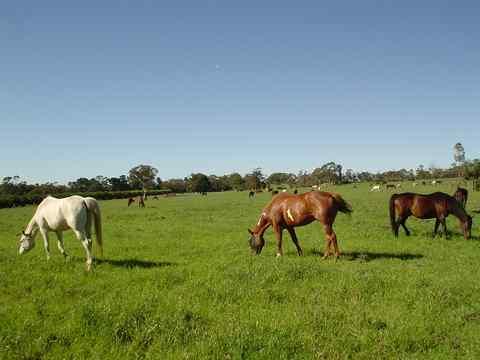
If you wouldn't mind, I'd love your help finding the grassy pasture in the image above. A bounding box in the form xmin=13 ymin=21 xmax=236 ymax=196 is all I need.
xmin=1 ymin=183 xmax=480 ymax=359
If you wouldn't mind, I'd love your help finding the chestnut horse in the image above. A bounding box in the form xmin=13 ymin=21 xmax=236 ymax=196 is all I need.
xmin=248 ymin=191 xmax=352 ymax=259
xmin=453 ymin=187 xmax=468 ymax=209
xmin=390 ymin=192 xmax=472 ymax=239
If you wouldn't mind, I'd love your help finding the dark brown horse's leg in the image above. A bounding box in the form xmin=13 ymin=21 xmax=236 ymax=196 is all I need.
xmin=286 ymin=227 xmax=303 ymax=256
xmin=433 ymin=219 xmax=440 ymax=237
xmin=273 ymin=224 xmax=283 ymax=257
xmin=400 ymin=218 xmax=410 ymax=236
xmin=441 ymin=218 xmax=448 ymax=238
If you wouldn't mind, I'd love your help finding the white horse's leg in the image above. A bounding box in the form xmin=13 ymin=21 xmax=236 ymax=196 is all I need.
xmin=74 ymin=230 xmax=93 ymax=271
xmin=56 ymin=231 xmax=68 ymax=258
xmin=39 ymin=229 xmax=51 ymax=260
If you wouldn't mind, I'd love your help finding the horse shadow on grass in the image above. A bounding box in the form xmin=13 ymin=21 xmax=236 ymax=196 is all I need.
xmin=96 ymin=258 xmax=176 ymax=269
xmin=310 ymin=249 xmax=423 ymax=262
xmin=69 ymin=256 xmax=176 ymax=269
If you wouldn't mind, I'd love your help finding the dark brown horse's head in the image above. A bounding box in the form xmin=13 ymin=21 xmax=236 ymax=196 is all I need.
xmin=248 ymin=229 xmax=265 ymax=255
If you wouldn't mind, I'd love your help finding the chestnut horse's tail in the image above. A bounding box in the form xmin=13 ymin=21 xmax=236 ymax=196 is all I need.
xmin=389 ymin=194 xmax=397 ymax=235
xmin=330 ymin=193 xmax=353 ymax=214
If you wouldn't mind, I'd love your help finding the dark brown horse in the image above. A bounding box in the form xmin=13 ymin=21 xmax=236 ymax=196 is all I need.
xmin=453 ymin=187 xmax=468 ymax=209
xmin=248 ymin=191 xmax=352 ymax=259
xmin=248 ymin=191 xmax=255 ymax=199
xmin=390 ymin=192 xmax=472 ymax=239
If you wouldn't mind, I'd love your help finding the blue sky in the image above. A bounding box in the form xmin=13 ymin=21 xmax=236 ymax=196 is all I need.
xmin=1 ymin=1 xmax=479 ymax=183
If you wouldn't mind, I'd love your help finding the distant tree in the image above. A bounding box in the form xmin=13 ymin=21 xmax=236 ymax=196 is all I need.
xmin=267 ymin=172 xmax=291 ymax=185
xmin=465 ymin=159 xmax=480 ymax=180
xmin=109 ymin=175 xmax=131 ymax=191
xmin=227 ymin=173 xmax=245 ymax=190
xmin=244 ymin=168 xmax=265 ymax=190
xmin=128 ymin=165 xmax=159 ymax=191
xmin=454 ymin=143 xmax=465 ymax=164
xmin=187 ymin=173 xmax=211 ymax=193
xmin=162 ymin=179 xmax=187 ymax=193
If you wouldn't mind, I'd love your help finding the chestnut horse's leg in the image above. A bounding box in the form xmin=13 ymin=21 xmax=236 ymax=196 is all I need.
xmin=322 ymin=224 xmax=339 ymax=260
xmin=273 ymin=224 xmax=283 ymax=257
xmin=286 ymin=227 xmax=303 ymax=256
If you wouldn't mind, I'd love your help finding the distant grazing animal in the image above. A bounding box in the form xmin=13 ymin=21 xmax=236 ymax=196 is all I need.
xmin=390 ymin=192 xmax=472 ymax=239
xmin=248 ymin=191 xmax=352 ymax=259
xmin=421 ymin=181 xmax=427 ymax=186
xmin=370 ymin=185 xmax=381 ymax=192
xmin=18 ymin=195 xmax=103 ymax=271
xmin=249 ymin=191 xmax=255 ymax=199
xmin=201 ymin=191 xmax=207 ymax=196
xmin=293 ymin=189 xmax=298 ymax=194
xmin=432 ymin=180 xmax=442 ymax=186
xmin=272 ymin=190 xmax=279 ymax=196
xmin=386 ymin=184 xmax=396 ymax=190
xmin=128 ymin=196 xmax=145 ymax=207
xmin=453 ymin=187 xmax=468 ymax=208
xmin=396 ymin=183 xmax=402 ymax=189
xmin=153 ymin=196 xmax=159 ymax=200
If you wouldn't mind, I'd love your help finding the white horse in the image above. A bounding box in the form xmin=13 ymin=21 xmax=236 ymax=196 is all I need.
xmin=18 ymin=195 xmax=103 ymax=271
xmin=370 ymin=185 xmax=381 ymax=192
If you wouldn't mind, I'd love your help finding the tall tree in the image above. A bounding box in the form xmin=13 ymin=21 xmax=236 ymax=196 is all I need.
xmin=128 ymin=165 xmax=159 ymax=191
xmin=187 ymin=173 xmax=211 ymax=193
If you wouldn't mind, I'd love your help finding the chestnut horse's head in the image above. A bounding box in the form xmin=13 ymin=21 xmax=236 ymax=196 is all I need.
xmin=248 ymin=229 xmax=265 ymax=255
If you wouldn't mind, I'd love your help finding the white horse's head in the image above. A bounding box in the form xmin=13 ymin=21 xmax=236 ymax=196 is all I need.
xmin=18 ymin=231 xmax=35 ymax=254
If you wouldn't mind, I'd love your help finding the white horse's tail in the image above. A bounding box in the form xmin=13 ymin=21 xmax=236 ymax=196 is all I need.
xmin=84 ymin=197 xmax=103 ymax=257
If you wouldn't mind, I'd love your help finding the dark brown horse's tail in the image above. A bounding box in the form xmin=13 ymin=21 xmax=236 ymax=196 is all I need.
xmin=389 ymin=194 xmax=397 ymax=234
xmin=330 ymin=193 xmax=353 ymax=214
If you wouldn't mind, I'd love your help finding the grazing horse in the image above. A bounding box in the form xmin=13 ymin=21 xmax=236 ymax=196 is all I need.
xmin=128 ymin=196 xmax=145 ymax=207
xmin=271 ymin=190 xmax=279 ymax=196
xmin=370 ymin=185 xmax=381 ymax=192
xmin=293 ymin=189 xmax=298 ymax=194
xmin=248 ymin=191 xmax=352 ymax=259
xmin=453 ymin=187 xmax=468 ymax=208
xmin=18 ymin=196 xmax=103 ymax=271
xmin=390 ymin=192 xmax=472 ymax=239
xmin=248 ymin=191 xmax=255 ymax=199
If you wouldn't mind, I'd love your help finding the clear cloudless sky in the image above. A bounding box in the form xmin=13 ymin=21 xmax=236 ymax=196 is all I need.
xmin=1 ymin=0 xmax=479 ymax=183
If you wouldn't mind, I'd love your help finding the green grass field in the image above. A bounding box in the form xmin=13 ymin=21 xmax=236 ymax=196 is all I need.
xmin=1 ymin=183 xmax=480 ymax=359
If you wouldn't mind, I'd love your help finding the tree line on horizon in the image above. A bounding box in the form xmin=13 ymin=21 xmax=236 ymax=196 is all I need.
xmin=2 ymin=160 xmax=480 ymax=198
